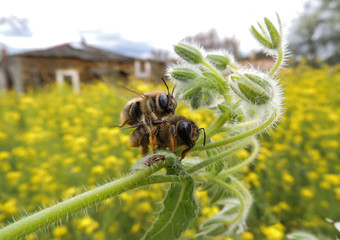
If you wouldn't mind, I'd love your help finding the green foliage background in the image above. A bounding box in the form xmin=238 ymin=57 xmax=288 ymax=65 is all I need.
xmin=0 ymin=64 xmax=339 ymax=240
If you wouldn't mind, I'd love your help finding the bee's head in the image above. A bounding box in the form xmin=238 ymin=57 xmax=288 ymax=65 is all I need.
xmin=177 ymin=120 xmax=206 ymax=148
xmin=159 ymin=77 xmax=177 ymax=114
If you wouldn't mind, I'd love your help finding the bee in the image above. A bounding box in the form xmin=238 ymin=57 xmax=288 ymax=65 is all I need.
xmin=127 ymin=115 xmax=206 ymax=159
xmin=117 ymin=78 xmax=177 ymax=127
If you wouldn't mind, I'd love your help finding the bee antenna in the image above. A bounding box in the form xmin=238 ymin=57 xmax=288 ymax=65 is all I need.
xmin=122 ymin=123 xmax=143 ymax=129
xmin=172 ymin=84 xmax=177 ymax=96
xmin=161 ymin=77 xmax=170 ymax=95
xmin=199 ymin=128 xmax=206 ymax=146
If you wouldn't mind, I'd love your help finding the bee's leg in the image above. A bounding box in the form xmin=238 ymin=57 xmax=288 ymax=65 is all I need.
xmin=141 ymin=145 xmax=149 ymax=156
xmin=138 ymin=131 xmax=150 ymax=156
xmin=150 ymin=126 xmax=160 ymax=151
xmin=180 ymin=146 xmax=192 ymax=160
xmin=170 ymin=124 xmax=177 ymax=153
xmin=152 ymin=119 xmax=169 ymax=125
xmin=115 ymin=119 xmax=130 ymax=128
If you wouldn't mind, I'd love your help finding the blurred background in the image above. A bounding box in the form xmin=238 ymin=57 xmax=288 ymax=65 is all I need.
xmin=0 ymin=0 xmax=339 ymax=239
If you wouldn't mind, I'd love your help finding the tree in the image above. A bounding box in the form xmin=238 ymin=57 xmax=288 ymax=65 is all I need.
xmin=289 ymin=0 xmax=340 ymax=65
xmin=183 ymin=29 xmax=240 ymax=59
xmin=149 ymin=48 xmax=170 ymax=62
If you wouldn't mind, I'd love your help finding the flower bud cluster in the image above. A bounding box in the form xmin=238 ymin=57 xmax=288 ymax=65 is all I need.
xmin=169 ymin=42 xmax=235 ymax=110
xmin=169 ymin=14 xmax=284 ymax=121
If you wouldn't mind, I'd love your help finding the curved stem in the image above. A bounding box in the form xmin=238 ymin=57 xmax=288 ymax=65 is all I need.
xmin=187 ymin=139 xmax=249 ymax=174
xmin=0 ymin=161 xmax=168 ymax=240
xmin=234 ymin=119 xmax=261 ymax=129
xmin=192 ymin=110 xmax=276 ymax=152
xmin=196 ymin=113 xmax=229 ymax=145
xmin=269 ymin=47 xmax=283 ymax=76
xmin=219 ymin=138 xmax=259 ymax=178
xmin=230 ymin=177 xmax=253 ymax=208
xmin=208 ymin=178 xmax=245 ymax=225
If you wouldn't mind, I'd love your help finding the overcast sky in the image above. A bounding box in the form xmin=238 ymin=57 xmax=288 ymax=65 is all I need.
xmin=0 ymin=0 xmax=307 ymax=58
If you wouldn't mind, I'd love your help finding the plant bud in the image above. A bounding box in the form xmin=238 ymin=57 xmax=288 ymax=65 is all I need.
xmin=181 ymin=83 xmax=201 ymax=100
xmin=206 ymin=53 xmax=233 ymax=70
xmin=250 ymin=17 xmax=282 ymax=50
xmin=174 ymin=42 xmax=203 ymax=64
xmin=170 ymin=67 xmax=198 ymax=82
xmin=264 ymin=17 xmax=281 ymax=49
xmin=229 ymin=73 xmax=274 ymax=105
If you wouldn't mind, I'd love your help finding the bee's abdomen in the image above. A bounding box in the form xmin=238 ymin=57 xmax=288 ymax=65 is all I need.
xmin=121 ymin=101 xmax=142 ymax=125
xmin=129 ymin=126 xmax=149 ymax=147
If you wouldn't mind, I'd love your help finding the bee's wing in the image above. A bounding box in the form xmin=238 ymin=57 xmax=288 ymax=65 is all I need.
xmin=114 ymin=84 xmax=148 ymax=100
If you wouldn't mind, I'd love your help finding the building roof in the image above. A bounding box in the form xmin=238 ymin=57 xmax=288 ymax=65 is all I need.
xmin=13 ymin=42 xmax=134 ymax=62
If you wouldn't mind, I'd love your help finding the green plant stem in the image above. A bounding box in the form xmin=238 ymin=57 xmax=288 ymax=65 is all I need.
xmin=196 ymin=113 xmax=229 ymax=145
xmin=192 ymin=110 xmax=277 ymax=151
xmin=208 ymin=178 xmax=245 ymax=225
xmin=187 ymin=139 xmax=249 ymax=174
xmin=230 ymin=177 xmax=253 ymax=208
xmin=219 ymin=138 xmax=259 ymax=178
xmin=269 ymin=47 xmax=283 ymax=76
xmin=234 ymin=119 xmax=261 ymax=129
xmin=0 ymin=161 xmax=167 ymax=240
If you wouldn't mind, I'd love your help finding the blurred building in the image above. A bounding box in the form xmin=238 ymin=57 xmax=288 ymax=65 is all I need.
xmin=0 ymin=42 xmax=167 ymax=93
xmin=238 ymin=50 xmax=275 ymax=71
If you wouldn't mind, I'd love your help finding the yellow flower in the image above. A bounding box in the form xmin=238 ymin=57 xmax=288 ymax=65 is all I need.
xmin=136 ymin=201 xmax=152 ymax=214
xmin=282 ymin=171 xmax=295 ymax=184
xmin=240 ymin=231 xmax=254 ymax=239
xmin=2 ymin=198 xmax=18 ymax=215
xmin=245 ymin=172 xmax=260 ymax=187
xmin=237 ymin=149 xmax=250 ymax=159
xmin=6 ymin=171 xmax=22 ymax=187
xmin=53 ymin=225 xmax=68 ymax=237
xmin=0 ymin=151 xmax=10 ymax=161
xmin=91 ymin=165 xmax=105 ymax=175
xmin=323 ymin=174 xmax=340 ymax=185
xmin=334 ymin=187 xmax=340 ymax=200
xmin=93 ymin=230 xmax=106 ymax=240
xmin=71 ymin=166 xmax=82 ymax=173
xmin=300 ymin=188 xmax=314 ymax=199
xmin=4 ymin=111 xmax=20 ymax=123
xmin=182 ymin=229 xmax=196 ymax=238
xmin=130 ymin=222 xmax=141 ymax=234
xmin=201 ymin=206 xmax=219 ymax=218
xmin=261 ymin=223 xmax=285 ymax=240
xmin=307 ymin=171 xmax=319 ymax=181
xmin=76 ymin=216 xmax=99 ymax=234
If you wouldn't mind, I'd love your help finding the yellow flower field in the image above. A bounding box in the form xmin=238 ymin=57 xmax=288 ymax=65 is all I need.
xmin=0 ymin=64 xmax=339 ymax=239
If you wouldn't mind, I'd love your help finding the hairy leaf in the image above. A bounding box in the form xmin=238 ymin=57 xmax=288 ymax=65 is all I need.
xmin=142 ymin=176 xmax=198 ymax=240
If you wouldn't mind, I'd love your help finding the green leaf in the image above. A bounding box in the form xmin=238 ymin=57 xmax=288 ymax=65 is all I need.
xmin=250 ymin=25 xmax=273 ymax=49
xmin=142 ymin=176 xmax=198 ymax=240
xmin=264 ymin=17 xmax=281 ymax=48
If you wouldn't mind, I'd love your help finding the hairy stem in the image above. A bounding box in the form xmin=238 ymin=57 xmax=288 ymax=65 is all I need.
xmin=193 ymin=109 xmax=277 ymax=151
xmin=230 ymin=177 xmax=253 ymax=208
xmin=187 ymin=139 xmax=249 ymax=174
xmin=219 ymin=138 xmax=259 ymax=178
xmin=0 ymin=161 xmax=167 ymax=240
xmin=269 ymin=47 xmax=284 ymax=76
xmin=208 ymin=178 xmax=245 ymax=225
xmin=196 ymin=113 xmax=229 ymax=145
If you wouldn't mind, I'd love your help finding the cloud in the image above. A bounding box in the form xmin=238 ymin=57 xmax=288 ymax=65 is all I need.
xmin=0 ymin=16 xmax=32 ymax=37
xmin=83 ymin=30 xmax=153 ymax=58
